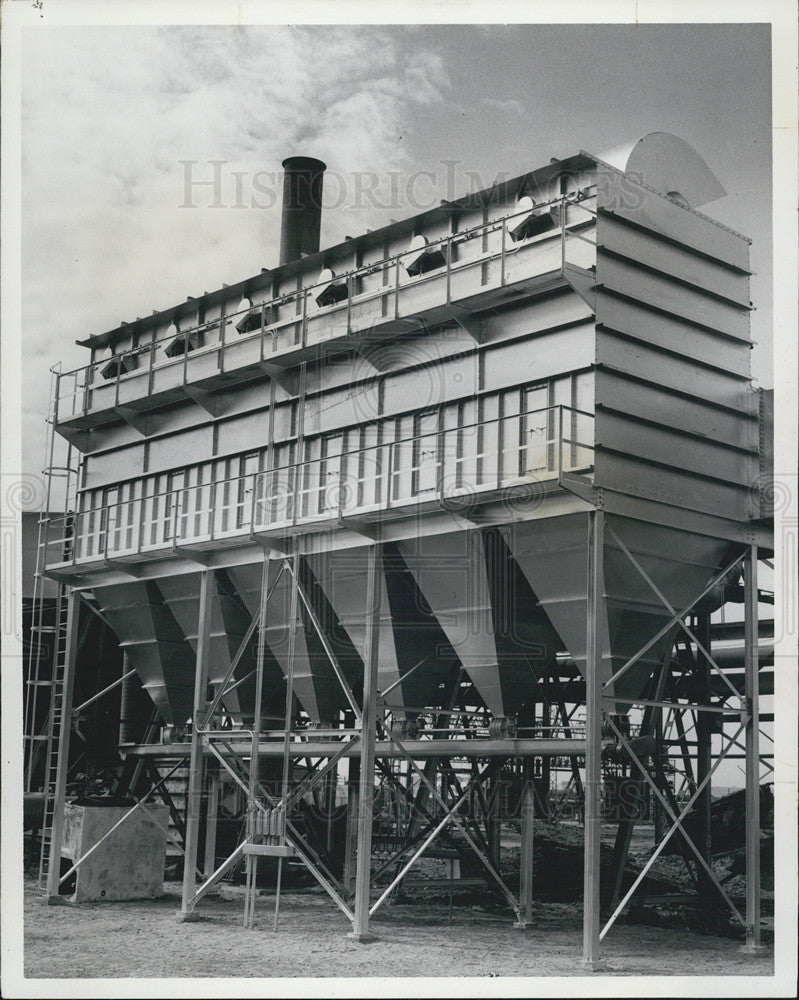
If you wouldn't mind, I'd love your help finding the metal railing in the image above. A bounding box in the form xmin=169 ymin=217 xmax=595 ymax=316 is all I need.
xmin=52 ymin=191 xmax=598 ymax=422
xmin=43 ymin=404 xmax=594 ymax=568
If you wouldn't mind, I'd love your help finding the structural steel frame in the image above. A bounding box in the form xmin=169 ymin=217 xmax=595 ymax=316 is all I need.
xmin=42 ymin=510 xmax=769 ymax=966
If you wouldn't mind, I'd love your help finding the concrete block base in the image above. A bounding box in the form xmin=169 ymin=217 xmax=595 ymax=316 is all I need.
xmin=346 ymin=931 xmax=379 ymax=943
xmin=739 ymin=944 xmax=769 ymax=956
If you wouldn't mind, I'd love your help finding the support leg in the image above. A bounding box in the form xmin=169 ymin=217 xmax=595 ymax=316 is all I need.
xmin=582 ymin=510 xmax=604 ymax=968
xmin=343 ymin=758 xmax=360 ymax=899
xmin=347 ymin=544 xmax=381 ymax=942
xmin=741 ymin=544 xmax=766 ymax=954
xmin=694 ymin=612 xmax=713 ymax=898
xmin=515 ymin=761 xmax=535 ymax=928
xmin=178 ymin=569 xmax=214 ymax=921
xmin=204 ymin=769 xmax=220 ymax=878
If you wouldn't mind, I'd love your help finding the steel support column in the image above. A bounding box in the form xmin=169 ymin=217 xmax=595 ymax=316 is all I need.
xmin=343 ymin=757 xmax=360 ymax=899
xmin=515 ymin=761 xmax=535 ymax=928
xmin=45 ymin=588 xmax=82 ymax=899
xmin=741 ymin=544 xmax=765 ymax=953
xmin=583 ymin=509 xmax=604 ymax=967
xmin=178 ymin=568 xmax=214 ymax=920
xmin=204 ymin=769 xmax=220 ymax=877
xmin=694 ymin=612 xmax=713 ymax=896
xmin=348 ymin=543 xmax=381 ymax=942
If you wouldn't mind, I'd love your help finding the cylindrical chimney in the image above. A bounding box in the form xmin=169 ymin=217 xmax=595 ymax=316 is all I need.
xmin=279 ymin=156 xmax=327 ymax=265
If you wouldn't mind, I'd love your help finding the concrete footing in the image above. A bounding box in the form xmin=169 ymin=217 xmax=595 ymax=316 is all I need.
xmin=738 ymin=943 xmax=769 ymax=956
xmin=346 ymin=931 xmax=379 ymax=943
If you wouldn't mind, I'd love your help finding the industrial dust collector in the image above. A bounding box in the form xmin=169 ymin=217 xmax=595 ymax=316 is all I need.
xmin=46 ymin=135 xmax=764 ymax=734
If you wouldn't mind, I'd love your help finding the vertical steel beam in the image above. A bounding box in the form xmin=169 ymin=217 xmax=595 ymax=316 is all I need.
xmin=348 ymin=543 xmax=381 ymax=941
xmin=694 ymin=612 xmax=713 ymax=897
xmin=741 ymin=544 xmax=765 ymax=953
xmin=515 ymin=761 xmax=535 ymax=928
xmin=582 ymin=510 xmax=604 ymax=967
xmin=45 ymin=589 xmax=82 ymax=899
xmin=244 ymin=555 xmax=271 ymax=928
xmin=178 ymin=568 xmax=214 ymax=920
xmin=203 ymin=769 xmax=220 ymax=877
xmin=343 ymin=757 xmax=361 ymax=899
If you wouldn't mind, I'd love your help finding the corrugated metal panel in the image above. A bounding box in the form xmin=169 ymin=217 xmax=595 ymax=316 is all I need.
xmin=597 ymin=255 xmax=750 ymax=340
xmin=483 ymin=321 xmax=594 ymax=389
xmin=594 ymin=452 xmax=746 ymax=519
xmin=595 ymin=166 xmax=750 ymax=271
xmin=597 ymin=214 xmax=751 ymax=306
xmin=480 ymin=289 xmax=594 ymax=342
xmin=596 ymin=411 xmax=755 ymax=484
xmin=596 ymin=329 xmax=752 ymax=411
xmin=596 ymin=295 xmax=751 ymax=377
xmin=595 ymin=372 xmax=758 ymax=449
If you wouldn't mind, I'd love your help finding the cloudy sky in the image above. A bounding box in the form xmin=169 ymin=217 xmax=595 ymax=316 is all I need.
xmin=19 ymin=21 xmax=772 ymax=481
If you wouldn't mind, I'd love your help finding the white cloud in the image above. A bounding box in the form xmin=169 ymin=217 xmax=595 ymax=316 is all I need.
xmin=20 ymin=25 xmax=452 ymax=483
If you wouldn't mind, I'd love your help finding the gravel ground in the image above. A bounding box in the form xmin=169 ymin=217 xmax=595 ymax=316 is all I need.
xmin=22 ymin=876 xmax=774 ymax=981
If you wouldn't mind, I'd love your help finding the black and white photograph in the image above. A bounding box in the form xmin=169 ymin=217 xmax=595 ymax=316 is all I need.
xmin=1 ymin=2 xmax=796 ymax=996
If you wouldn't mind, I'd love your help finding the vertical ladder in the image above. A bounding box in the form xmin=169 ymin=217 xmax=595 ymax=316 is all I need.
xmin=24 ymin=365 xmax=79 ymax=793
xmin=36 ymin=586 xmax=73 ymax=894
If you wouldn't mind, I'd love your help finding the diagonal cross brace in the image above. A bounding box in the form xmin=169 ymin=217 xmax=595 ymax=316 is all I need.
xmin=285 ymin=560 xmax=363 ymax=723
xmin=602 ymin=716 xmax=747 ymax=937
xmin=384 ymin=730 xmax=521 ymax=919
xmin=602 ymin=545 xmax=746 ymax=694
xmin=605 ymin=524 xmax=742 ymax=702
xmin=369 ymin=774 xmax=481 ymax=916
xmin=202 ymin=737 xmax=354 ymax=920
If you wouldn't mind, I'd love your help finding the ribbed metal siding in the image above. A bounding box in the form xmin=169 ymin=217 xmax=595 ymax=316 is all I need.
xmin=593 ymin=168 xmax=758 ymax=521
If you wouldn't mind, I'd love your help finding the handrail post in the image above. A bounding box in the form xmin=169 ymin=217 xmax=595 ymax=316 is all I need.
xmin=219 ymin=309 xmax=226 ymax=375
xmin=114 ymin=354 xmax=121 ymax=409
xmin=558 ymin=405 xmax=564 ymax=480
xmin=301 ymin=289 xmax=308 ymax=349
xmin=249 ymin=470 xmax=258 ymax=537
xmin=394 ymin=259 xmax=400 ymax=320
xmin=500 ymin=219 xmax=507 ymax=287
xmin=260 ymin=302 xmax=267 ymax=363
xmin=80 ymin=370 xmax=90 ymax=419
xmin=136 ymin=483 xmax=146 ymax=555
xmin=171 ymin=486 xmax=179 ymax=550
xmin=148 ymin=332 xmax=157 ymax=398
xmin=446 ymin=236 xmax=452 ymax=307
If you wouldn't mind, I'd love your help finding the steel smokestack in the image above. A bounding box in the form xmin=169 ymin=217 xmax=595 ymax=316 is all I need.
xmin=279 ymin=155 xmax=327 ymax=265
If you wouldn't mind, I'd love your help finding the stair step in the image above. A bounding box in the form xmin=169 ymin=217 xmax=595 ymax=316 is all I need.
xmin=243 ymin=843 xmax=296 ymax=858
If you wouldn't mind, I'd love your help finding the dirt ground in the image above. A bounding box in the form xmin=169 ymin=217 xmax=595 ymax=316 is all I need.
xmin=23 ymin=875 xmax=773 ymax=981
